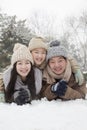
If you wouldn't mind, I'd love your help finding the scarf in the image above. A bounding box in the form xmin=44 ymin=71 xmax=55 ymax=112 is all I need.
xmin=34 ymin=60 xmax=46 ymax=70
xmin=43 ymin=59 xmax=72 ymax=84
xmin=3 ymin=66 xmax=42 ymax=95
xmin=34 ymin=67 xmax=42 ymax=94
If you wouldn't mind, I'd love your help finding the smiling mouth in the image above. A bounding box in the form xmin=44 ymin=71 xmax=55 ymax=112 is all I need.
xmin=54 ymin=67 xmax=62 ymax=71
xmin=20 ymin=70 xmax=28 ymax=73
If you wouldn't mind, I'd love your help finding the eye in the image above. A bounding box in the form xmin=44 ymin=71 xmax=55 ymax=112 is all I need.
xmin=49 ymin=60 xmax=55 ymax=64
xmin=26 ymin=62 xmax=30 ymax=64
xmin=58 ymin=60 xmax=62 ymax=62
xmin=58 ymin=59 xmax=64 ymax=63
xmin=34 ymin=51 xmax=39 ymax=54
xmin=42 ymin=52 xmax=46 ymax=54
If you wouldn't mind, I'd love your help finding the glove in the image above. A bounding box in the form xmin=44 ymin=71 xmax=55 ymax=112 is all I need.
xmin=51 ymin=80 xmax=67 ymax=96
xmin=15 ymin=88 xmax=31 ymax=105
xmin=74 ymin=69 xmax=84 ymax=85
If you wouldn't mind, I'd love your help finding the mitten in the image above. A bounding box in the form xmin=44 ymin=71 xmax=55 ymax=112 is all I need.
xmin=74 ymin=69 xmax=84 ymax=85
xmin=51 ymin=80 xmax=67 ymax=96
xmin=15 ymin=88 xmax=31 ymax=105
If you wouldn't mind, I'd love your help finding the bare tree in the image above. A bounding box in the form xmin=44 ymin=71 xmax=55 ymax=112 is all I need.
xmin=27 ymin=10 xmax=61 ymax=42
xmin=61 ymin=12 xmax=87 ymax=71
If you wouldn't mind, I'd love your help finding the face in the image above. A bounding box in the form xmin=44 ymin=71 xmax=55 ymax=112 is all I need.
xmin=16 ymin=59 xmax=31 ymax=80
xmin=48 ymin=56 xmax=67 ymax=75
xmin=31 ymin=48 xmax=46 ymax=65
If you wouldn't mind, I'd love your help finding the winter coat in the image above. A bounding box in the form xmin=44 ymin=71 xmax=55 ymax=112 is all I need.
xmin=3 ymin=66 xmax=42 ymax=95
xmin=40 ymin=60 xmax=87 ymax=101
xmin=2 ymin=66 xmax=42 ymax=102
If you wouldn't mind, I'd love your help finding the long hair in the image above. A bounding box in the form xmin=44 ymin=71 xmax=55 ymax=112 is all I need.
xmin=5 ymin=63 xmax=17 ymax=102
xmin=5 ymin=62 xmax=36 ymax=102
xmin=26 ymin=65 xmax=36 ymax=99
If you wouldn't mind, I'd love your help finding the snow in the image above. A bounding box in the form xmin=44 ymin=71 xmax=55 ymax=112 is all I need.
xmin=0 ymin=97 xmax=87 ymax=130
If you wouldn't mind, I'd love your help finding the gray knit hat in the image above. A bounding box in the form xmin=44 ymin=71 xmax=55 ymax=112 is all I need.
xmin=47 ymin=40 xmax=68 ymax=61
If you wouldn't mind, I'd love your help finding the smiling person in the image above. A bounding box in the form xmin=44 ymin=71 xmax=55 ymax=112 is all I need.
xmin=29 ymin=38 xmax=84 ymax=86
xmin=48 ymin=40 xmax=84 ymax=86
xmin=28 ymin=37 xmax=48 ymax=98
xmin=28 ymin=37 xmax=48 ymax=70
xmin=2 ymin=43 xmax=41 ymax=105
xmin=40 ymin=41 xmax=87 ymax=101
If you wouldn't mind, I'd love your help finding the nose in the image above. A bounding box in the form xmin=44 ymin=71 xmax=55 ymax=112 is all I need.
xmin=54 ymin=62 xmax=60 ymax=67
xmin=38 ymin=53 xmax=42 ymax=58
xmin=21 ymin=63 xmax=26 ymax=68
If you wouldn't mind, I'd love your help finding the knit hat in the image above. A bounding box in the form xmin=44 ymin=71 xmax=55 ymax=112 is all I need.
xmin=50 ymin=40 xmax=60 ymax=47
xmin=28 ymin=37 xmax=48 ymax=51
xmin=47 ymin=40 xmax=68 ymax=61
xmin=11 ymin=43 xmax=34 ymax=65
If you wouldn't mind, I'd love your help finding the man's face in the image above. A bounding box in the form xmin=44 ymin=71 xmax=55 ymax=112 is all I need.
xmin=48 ymin=56 xmax=67 ymax=75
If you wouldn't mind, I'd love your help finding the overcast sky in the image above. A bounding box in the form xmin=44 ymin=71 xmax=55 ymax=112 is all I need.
xmin=0 ymin=0 xmax=87 ymax=21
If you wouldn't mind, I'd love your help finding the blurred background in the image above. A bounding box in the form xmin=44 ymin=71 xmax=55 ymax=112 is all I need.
xmin=0 ymin=0 xmax=87 ymax=80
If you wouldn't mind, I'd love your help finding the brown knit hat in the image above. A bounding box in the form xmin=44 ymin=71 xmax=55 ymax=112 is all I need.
xmin=11 ymin=43 xmax=34 ymax=65
xmin=28 ymin=37 xmax=48 ymax=51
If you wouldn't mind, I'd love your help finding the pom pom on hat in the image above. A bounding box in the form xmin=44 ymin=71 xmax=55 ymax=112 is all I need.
xmin=47 ymin=40 xmax=68 ymax=61
xmin=13 ymin=43 xmax=24 ymax=52
xmin=11 ymin=43 xmax=34 ymax=65
xmin=50 ymin=40 xmax=60 ymax=47
xmin=28 ymin=37 xmax=48 ymax=51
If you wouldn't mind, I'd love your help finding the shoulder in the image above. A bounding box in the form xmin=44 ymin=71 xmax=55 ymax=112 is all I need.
xmin=2 ymin=66 xmax=13 ymax=88
xmin=3 ymin=66 xmax=12 ymax=81
xmin=3 ymin=66 xmax=12 ymax=76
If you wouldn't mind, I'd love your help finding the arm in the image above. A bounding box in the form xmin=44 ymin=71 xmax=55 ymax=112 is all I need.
xmin=68 ymin=55 xmax=80 ymax=72
xmin=68 ymin=55 xmax=84 ymax=85
xmin=53 ymin=76 xmax=87 ymax=100
xmin=39 ymin=80 xmax=58 ymax=100
xmin=43 ymin=80 xmax=87 ymax=101
xmin=61 ymin=83 xmax=86 ymax=100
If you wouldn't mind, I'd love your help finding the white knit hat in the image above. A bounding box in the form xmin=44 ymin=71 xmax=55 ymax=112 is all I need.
xmin=28 ymin=37 xmax=48 ymax=51
xmin=11 ymin=43 xmax=34 ymax=65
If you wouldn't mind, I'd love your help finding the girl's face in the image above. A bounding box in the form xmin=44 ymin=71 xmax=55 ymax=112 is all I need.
xmin=48 ymin=56 xmax=67 ymax=75
xmin=16 ymin=59 xmax=31 ymax=80
xmin=31 ymin=48 xmax=46 ymax=65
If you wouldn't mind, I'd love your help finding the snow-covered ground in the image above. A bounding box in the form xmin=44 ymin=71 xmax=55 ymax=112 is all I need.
xmin=0 ymin=96 xmax=87 ymax=130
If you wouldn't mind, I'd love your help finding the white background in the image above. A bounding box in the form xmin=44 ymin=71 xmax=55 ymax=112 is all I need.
xmin=0 ymin=0 xmax=87 ymax=20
